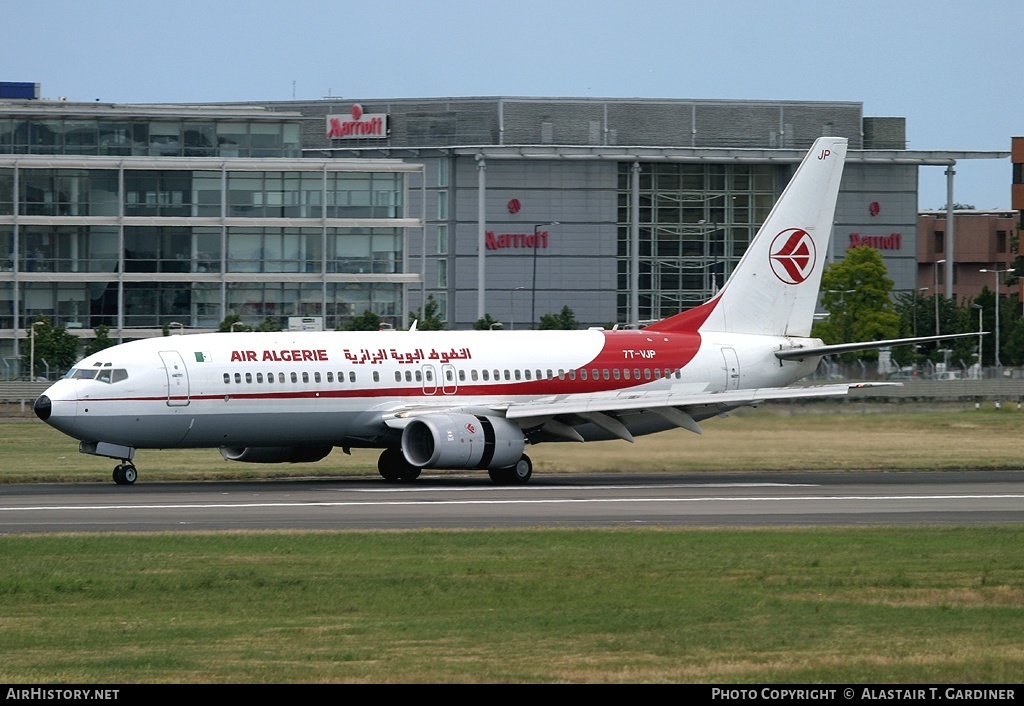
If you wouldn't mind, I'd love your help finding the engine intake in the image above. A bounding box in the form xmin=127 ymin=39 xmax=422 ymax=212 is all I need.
xmin=219 ymin=446 xmax=333 ymax=464
xmin=401 ymin=413 xmax=525 ymax=470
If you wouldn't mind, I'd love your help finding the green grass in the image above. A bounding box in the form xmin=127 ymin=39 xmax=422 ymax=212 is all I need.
xmin=1 ymin=528 xmax=1022 ymax=683
xmin=2 ymin=406 xmax=1023 ymax=683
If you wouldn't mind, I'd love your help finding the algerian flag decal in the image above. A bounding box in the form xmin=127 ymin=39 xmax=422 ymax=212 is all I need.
xmin=194 ymin=352 xmax=211 ymax=363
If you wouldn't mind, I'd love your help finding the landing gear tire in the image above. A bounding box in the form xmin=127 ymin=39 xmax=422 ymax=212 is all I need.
xmin=113 ymin=463 xmax=138 ymax=485
xmin=488 ymin=454 xmax=533 ymax=485
xmin=377 ymin=448 xmax=421 ymax=482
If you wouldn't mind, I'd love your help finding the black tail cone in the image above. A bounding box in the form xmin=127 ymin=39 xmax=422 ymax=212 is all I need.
xmin=33 ymin=394 xmax=51 ymax=421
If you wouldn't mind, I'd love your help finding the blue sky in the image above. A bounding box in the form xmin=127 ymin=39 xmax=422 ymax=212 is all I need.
xmin=4 ymin=0 xmax=1019 ymax=209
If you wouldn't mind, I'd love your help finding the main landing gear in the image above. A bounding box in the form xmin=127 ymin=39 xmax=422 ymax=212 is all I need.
xmin=113 ymin=462 xmax=138 ymax=485
xmin=377 ymin=448 xmax=422 ymax=482
xmin=376 ymin=449 xmax=534 ymax=484
xmin=488 ymin=454 xmax=533 ymax=485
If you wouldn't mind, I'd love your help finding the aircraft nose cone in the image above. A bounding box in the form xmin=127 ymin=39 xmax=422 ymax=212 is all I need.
xmin=33 ymin=394 xmax=51 ymax=421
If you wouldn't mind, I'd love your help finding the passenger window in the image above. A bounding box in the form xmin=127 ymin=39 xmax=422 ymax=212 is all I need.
xmin=613 ymin=369 xmax=621 ymax=380
xmin=245 ymin=373 xmax=252 ymax=384
xmin=223 ymin=373 xmax=230 ymax=384
xmin=234 ymin=373 xmax=241 ymax=383
xmin=314 ymin=372 xmax=321 ymax=383
xmin=482 ymin=370 xmax=489 ymax=381
xmin=327 ymin=372 xmax=334 ymax=383
xmin=373 ymin=371 xmax=380 ymax=382
xmin=471 ymin=370 xmax=479 ymax=382
xmin=302 ymin=372 xmax=309 ymax=383
xmin=349 ymin=372 xmax=356 ymax=383
xmin=279 ymin=373 xmax=286 ymax=383
xmin=395 ymin=371 xmax=402 ymax=382
xmin=257 ymin=373 xmax=264 ymax=383
xmin=290 ymin=372 xmax=298 ymax=383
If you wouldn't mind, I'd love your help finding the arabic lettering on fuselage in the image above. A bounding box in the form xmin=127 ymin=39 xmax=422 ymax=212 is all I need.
xmin=343 ymin=347 xmax=474 ymax=365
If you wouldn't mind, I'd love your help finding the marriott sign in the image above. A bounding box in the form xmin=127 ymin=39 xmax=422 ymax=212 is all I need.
xmin=326 ymin=104 xmax=388 ymax=139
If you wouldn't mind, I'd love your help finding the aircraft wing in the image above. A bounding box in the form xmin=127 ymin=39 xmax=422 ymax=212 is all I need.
xmin=506 ymin=382 xmax=894 ymax=419
xmin=382 ymin=382 xmax=898 ymax=441
xmin=501 ymin=382 xmax=897 ymax=442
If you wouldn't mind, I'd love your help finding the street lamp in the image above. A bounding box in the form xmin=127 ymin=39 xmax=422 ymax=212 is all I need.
xmin=530 ymin=222 xmax=558 ymax=330
xmin=28 ymin=320 xmax=44 ymax=382
xmin=934 ymin=260 xmax=945 ymax=336
xmin=971 ymin=303 xmax=983 ymax=378
xmin=509 ymin=286 xmax=525 ymax=331
xmin=980 ymin=266 xmax=1015 ymax=375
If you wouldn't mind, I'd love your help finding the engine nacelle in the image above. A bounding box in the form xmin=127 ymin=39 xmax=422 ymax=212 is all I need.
xmin=401 ymin=413 xmax=525 ymax=470
xmin=219 ymin=446 xmax=333 ymax=464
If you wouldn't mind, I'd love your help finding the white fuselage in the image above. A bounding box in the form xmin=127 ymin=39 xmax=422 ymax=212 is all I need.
xmin=38 ymin=328 xmax=818 ymax=450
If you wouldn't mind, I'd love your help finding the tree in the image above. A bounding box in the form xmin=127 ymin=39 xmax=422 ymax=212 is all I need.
xmin=811 ymin=246 xmax=898 ymax=361
xmin=538 ymin=305 xmax=579 ymax=330
xmin=218 ymin=313 xmax=251 ymax=332
xmin=409 ymin=294 xmax=445 ymax=330
xmin=472 ymin=313 xmax=502 ymax=330
xmin=254 ymin=316 xmax=281 ymax=332
xmin=343 ymin=310 xmax=384 ymax=331
xmin=83 ymin=324 xmax=116 ymax=357
xmin=21 ymin=316 xmax=80 ymax=379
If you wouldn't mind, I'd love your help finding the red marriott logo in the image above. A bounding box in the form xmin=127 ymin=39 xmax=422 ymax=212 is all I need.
xmin=326 ymin=105 xmax=387 ymax=139
xmin=848 ymin=233 xmax=902 ymax=250
xmin=485 ymin=230 xmax=550 ymax=250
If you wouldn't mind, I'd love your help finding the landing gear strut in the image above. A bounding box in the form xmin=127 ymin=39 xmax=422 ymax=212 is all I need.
xmin=377 ymin=448 xmax=422 ymax=482
xmin=113 ymin=462 xmax=138 ymax=485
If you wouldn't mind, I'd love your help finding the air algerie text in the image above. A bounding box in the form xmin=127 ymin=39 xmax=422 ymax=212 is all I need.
xmin=230 ymin=349 xmax=329 ymax=362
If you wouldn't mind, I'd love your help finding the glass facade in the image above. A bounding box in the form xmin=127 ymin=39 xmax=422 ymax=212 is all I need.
xmin=0 ymin=155 xmax=421 ymax=371
xmin=0 ymin=117 xmax=301 ymax=158
xmin=616 ymin=161 xmax=781 ymax=322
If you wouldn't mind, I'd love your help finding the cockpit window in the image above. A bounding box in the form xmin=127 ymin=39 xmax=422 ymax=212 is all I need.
xmin=68 ymin=367 xmax=127 ymax=383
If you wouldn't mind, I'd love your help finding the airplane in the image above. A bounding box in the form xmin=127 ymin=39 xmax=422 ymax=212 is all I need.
xmin=33 ymin=136 xmax=978 ymax=485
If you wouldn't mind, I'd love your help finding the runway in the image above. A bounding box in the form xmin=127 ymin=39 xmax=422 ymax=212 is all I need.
xmin=2 ymin=470 xmax=1024 ymax=534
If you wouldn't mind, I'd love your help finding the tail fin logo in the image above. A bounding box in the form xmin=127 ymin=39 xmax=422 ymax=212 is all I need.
xmin=769 ymin=228 xmax=816 ymax=284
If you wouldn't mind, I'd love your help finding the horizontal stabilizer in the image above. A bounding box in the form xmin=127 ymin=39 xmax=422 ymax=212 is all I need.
xmin=776 ymin=332 xmax=986 ymax=361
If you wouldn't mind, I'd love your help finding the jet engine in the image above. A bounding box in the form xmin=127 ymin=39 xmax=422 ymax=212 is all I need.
xmin=218 ymin=446 xmax=333 ymax=464
xmin=401 ymin=413 xmax=525 ymax=470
